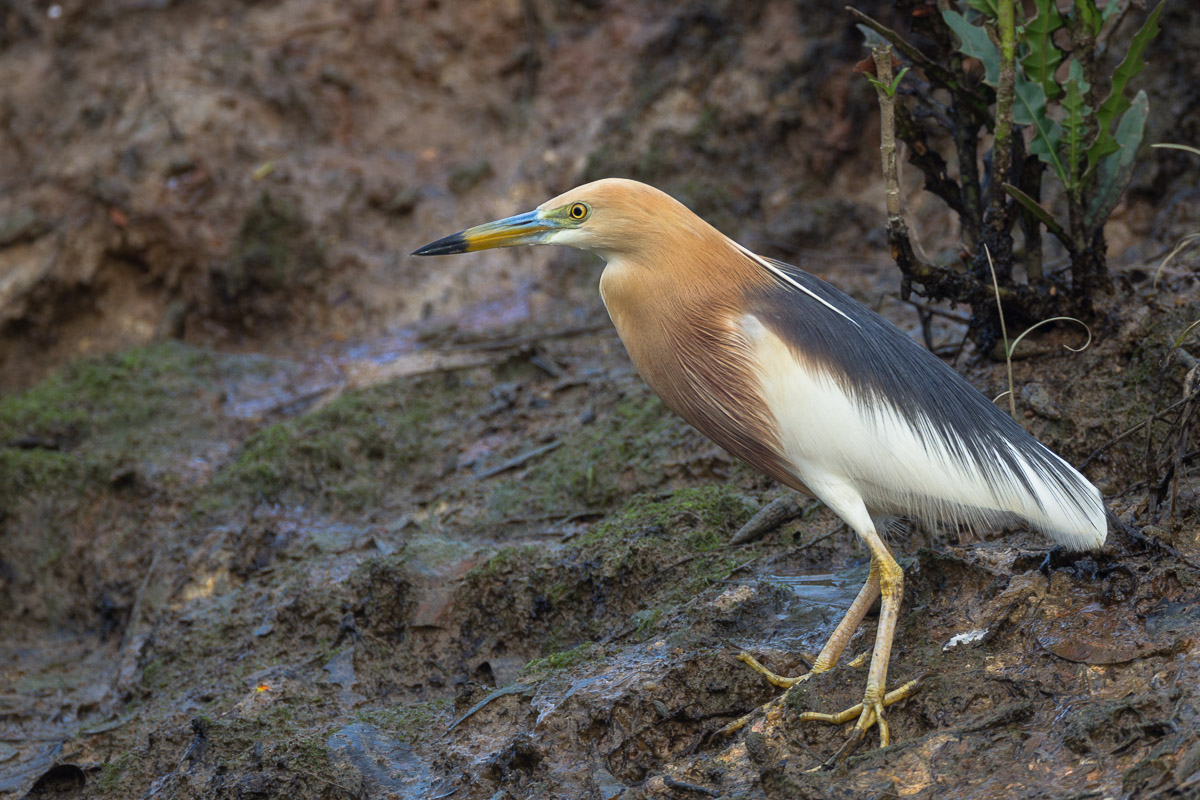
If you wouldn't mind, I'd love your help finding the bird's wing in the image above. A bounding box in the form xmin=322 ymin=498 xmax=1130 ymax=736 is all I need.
xmin=740 ymin=254 xmax=1105 ymax=549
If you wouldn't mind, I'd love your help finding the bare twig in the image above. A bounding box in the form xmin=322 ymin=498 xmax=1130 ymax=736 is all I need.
xmin=472 ymin=441 xmax=562 ymax=481
xmin=729 ymin=494 xmax=812 ymax=546
xmin=445 ymin=322 xmax=613 ymax=352
xmin=985 ymin=244 xmax=1018 ymax=420
xmin=871 ymin=45 xmax=902 ymax=220
xmin=1079 ymin=396 xmax=1192 ymax=469
xmin=989 ymin=0 xmax=1017 ymax=220
xmin=663 ymin=775 xmax=720 ymax=796
xmin=899 ymin=297 xmax=971 ymax=323
xmin=846 ymin=7 xmax=968 ymax=96
xmin=444 ymin=682 xmax=539 ymax=735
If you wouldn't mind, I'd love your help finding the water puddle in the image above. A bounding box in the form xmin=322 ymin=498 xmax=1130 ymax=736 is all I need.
xmin=326 ymin=722 xmax=448 ymax=799
xmin=526 ymin=569 xmax=867 ymax=729
xmin=755 ymin=568 xmax=866 ymax=641
xmin=761 ymin=571 xmax=861 ymax=611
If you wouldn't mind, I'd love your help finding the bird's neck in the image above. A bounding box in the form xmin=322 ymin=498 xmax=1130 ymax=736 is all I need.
xmin=597 ymin=234 xmax=763 ymax=325
xmin=596 ymin=232 xmax=767 ymax=396
xmin=596 ymin=239 xmax=794 ymax=489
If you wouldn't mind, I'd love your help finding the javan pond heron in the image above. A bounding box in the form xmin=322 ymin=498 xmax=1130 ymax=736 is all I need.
xmin=413 ymin=178 xmax=1106 ymax=758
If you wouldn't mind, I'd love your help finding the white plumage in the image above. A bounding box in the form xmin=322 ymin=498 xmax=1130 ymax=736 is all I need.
xmin=742 ymin=313 xmax=1106 ymax=550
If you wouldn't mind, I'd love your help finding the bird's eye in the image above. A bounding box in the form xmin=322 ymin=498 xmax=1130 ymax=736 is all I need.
xmin=568 ymin=203 xmax=589 ymax=220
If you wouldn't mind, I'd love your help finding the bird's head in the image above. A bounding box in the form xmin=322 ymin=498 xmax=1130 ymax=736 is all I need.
xmin=412 ymin=178 xmax=712 ymax=262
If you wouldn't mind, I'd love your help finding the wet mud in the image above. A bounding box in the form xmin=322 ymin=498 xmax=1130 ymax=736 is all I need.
xmin=2 ymin=274 xmax=1199 ymax=799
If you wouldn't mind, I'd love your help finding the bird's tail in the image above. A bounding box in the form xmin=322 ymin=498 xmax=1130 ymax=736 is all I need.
xmin=1000 ymin=442 xmax=1107 ymax=551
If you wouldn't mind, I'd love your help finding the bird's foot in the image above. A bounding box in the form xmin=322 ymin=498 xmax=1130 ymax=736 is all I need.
xmin=734 ymin=650 xmax=813 ymax=688
xmin=711 ymin=652 xmax=816 ymax=739
xmin=714 ymin=647 xmax=841 ymax=739
xmin=800 ymin=675 xmax=925 ymax=769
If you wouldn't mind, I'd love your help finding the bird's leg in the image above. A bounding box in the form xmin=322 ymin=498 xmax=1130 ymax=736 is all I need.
xmin=718 ymin=554 xmax=883 ymax=740
xmin=737 ymin=566 xmax=881 ymax=687
xmin=798 ymin=526 xmax=922 ymax=762
xmin=722 ymin=482 xmax=922 ymax=759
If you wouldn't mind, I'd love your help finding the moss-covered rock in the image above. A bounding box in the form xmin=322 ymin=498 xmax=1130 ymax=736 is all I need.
xmin=0 ymin=340 xmax=223 ymax=500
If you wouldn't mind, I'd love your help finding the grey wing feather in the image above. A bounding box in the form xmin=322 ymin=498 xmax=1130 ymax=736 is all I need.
xmin=748 ymin=255 xmax=1100 ymax=530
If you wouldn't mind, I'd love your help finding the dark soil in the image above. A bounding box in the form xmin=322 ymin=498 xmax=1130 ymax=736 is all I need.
xmin=3 ymin=2 xmax=1200 ymax=799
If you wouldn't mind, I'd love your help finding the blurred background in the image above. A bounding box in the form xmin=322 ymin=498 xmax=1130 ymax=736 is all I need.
xmin=1 ymin=0 xmax=1194 ymax=390
xmin=3 ymin=2 xmax=1200 ymax=799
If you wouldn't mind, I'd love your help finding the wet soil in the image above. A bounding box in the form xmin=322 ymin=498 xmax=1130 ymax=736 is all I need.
xmin=3 ymin=2 xmax=1200 ymax=800
xmin=3 ymin=269 xmax=1199 ymax=800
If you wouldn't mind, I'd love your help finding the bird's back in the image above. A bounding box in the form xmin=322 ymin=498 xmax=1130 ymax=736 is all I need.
xmin=601 ymin=244 xmax=1105 ymax=551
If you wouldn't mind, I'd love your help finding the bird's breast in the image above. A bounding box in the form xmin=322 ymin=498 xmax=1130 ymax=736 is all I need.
xmin=599 ymin=264 xmax=800 ymax=491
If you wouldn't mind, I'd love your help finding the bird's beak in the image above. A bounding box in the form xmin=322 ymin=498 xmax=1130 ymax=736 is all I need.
xmin=411 ymin=209 xmax=559 ymax=256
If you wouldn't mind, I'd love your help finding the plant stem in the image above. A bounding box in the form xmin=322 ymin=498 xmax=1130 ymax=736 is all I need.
xmin=979 ymin=0 xmax=1017 ymax=285
xmin=984 ymin=244 xmax=1018 ymax=420
xmin=991 ymin=0 xmax=1016 ymax=214
xmin=872 ymin=45 xmax=902 ymax=220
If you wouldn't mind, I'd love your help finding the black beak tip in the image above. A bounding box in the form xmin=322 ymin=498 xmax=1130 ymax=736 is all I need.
xmin=411 ymin=232 xmax=468 ymax=257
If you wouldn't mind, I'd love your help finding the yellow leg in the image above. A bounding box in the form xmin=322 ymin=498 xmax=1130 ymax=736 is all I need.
xmin=719 ymin=566 xmax=882 ymax=738
xmin=800 ymin=676 xmax=924 ymax=766
xmin=725 ymin=478 xmax=921 ymax=759
xmin=736 ymin=566 xmax=880 ymax=687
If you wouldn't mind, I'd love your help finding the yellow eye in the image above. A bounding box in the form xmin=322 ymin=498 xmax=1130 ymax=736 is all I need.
xmin=568 ymin=202 xmax=589 ymax=220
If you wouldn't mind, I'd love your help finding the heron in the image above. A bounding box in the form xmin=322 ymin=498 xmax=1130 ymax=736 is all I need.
xmin=413 ymin=178 xmax=1106 ymax=760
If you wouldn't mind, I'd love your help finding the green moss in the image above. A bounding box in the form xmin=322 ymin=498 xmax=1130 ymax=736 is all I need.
xmin=523 ymin=642 xmax=601 ymax=677
xmin=489 ymin=389 xmax=692 ymax=519
xmin=142 ymin=657 xmax=166 ymax=690
xmin=204 ymin=374 xmax=476 ymax=513
xmin=0 ymin=341 xmax=219 ymax=485
xmin=462 ymin=544 xmax=542 ymax=583
xmin=458 ymin=485 xmax=760 ymax=662
xmin=568 ymin=485 xmax=757 ymax=611
xmin=95 ymin=753 xmax=134 ymax=793
xmin=0 ymin=340 xmax=223 ymax=511
xmin=186 ymin=704 xmax=338 ymax=788
xmin=0 ymin=448 xmax=77 ymax=499
xmin=580 ymin=485 xmax=755 ymax=547
xmin=631 ymin=607 xmax=664 ymax=637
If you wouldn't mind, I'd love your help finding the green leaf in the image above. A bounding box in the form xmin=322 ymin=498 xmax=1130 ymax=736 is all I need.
xmin=943 ymin=9 xmax=1001 ymax=86
xmin=1002 ymin=182 xmax=1061 ymax=232
xmin=1020 ymin=0 xmax=1064 ymax=100
xmin=1172 ymin=318 xmax=1200 ymax=350
xmin=1060 ymin=61 xmax=1091 ymax=190
xmin=965 ymin=0 xmax=999 ymax=18
xmin=1073 ymin=0 xmax=1102 ymax=36
xmin=1085 ymin=90 xmax=1148 ymax=229
xmin=866 ymin=67 xmax=911 ymax=97
xmin=1087 ymin=1 xmax=1165 ymax=174
xmin=1014 ymin=74 xmax=1067 ymax=184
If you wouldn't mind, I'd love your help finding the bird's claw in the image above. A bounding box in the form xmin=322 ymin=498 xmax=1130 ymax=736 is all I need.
xmin=798 ymin=675 xmax=924 ymax=768
xmin=735 ymin=650 xmax=813 ymax=688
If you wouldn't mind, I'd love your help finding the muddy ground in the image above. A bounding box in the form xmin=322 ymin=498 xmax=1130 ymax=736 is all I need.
xmin=3 ymin=1 xmax=1200 ymax=799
